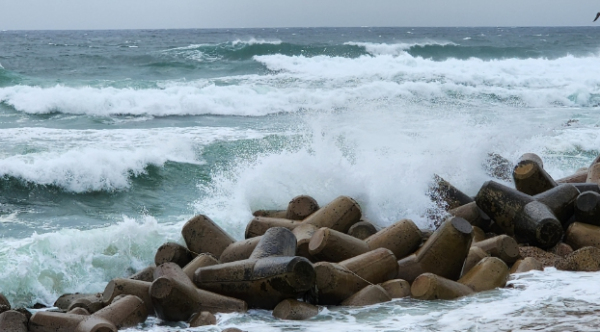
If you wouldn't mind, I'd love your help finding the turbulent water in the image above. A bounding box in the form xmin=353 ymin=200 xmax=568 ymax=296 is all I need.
xmin=1 ymin=27 xmax=600 ymax=331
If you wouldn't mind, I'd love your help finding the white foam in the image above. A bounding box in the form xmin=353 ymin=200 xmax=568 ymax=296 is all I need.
xmin=0 ymin=211 xmax=20 ymax=223
xmin=145 ymin=269 xmax=600 ymax=332
xmin=345 ymin=41 xmax=457 ymax=56
xmin=2 ymin=53 xmax=600 ymax=118
xmin=231 ymin=38 xmax=282 ymax=46
xmin=0 ymin=82 xmax=324 ymax=117
xmin=254 ymin=53 xmax=600 ymax=109
xmin=193 ymin=103 xmax=597 ymax=234
xmin=160 ymin=38 xmax=282 ymax=62
xmin=0 ymin=215 xmax=182 ymax=308
xmin=0 ymin=127 xmax=266 ymax=192
xmin=160 ymin=44 xmax=219 ymax=62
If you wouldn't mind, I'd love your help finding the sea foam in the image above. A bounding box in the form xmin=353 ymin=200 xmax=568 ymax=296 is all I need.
xmin=0 ymin=215 xmax=182 ymax=308
xmin=0 ymin=127 xmax=266 ymax=192
xmin=193 ymin=103 xmax=597 ymax=237
xmin=344 ymin=41 xmax=457 ymax=56
xmin=2 ymin=52 xmax=599 ymax=119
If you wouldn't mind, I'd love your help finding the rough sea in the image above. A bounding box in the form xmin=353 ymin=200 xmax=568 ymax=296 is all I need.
xmin=1 ymin=27 xmax=600 ymax=331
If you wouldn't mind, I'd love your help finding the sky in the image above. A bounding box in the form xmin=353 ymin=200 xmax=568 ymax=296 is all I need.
xmin=1 ymin=0 xmax=599 ymax=30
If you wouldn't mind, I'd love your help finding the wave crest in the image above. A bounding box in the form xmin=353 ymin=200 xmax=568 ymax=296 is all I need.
xmin=0 ymin=127 xmax=265 ymax=192
xmin=344 ymin=41 xmax=457 ymax=56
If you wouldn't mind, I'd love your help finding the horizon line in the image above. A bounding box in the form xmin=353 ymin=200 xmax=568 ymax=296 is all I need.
xmin=1 ymin=25 xmax=597 ymax=32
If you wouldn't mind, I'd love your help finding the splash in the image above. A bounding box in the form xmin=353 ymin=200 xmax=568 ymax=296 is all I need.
xmin=0 ymin=215 xmax=182 ymax=307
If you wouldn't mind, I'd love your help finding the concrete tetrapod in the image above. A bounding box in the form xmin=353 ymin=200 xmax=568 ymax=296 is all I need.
xmin=471 ymin=226 xmax=486 ymax=243
xmin=574 ymin=191 xmax=600 ymax=226
xmin=68 ymin=308 xmax=90 ymax=315
xmin=587 ymin=163 xmax=600 ymax=184
xmin=308 ymin=219 xmax=422 ymax=263
xmin=460 ymin=247 xmax=489 ymax=277
xmin=347 ymin=220 xmax=378 ymax=240
xmin=252 ymin=210 xmax=287 ymax=218
xmin=181 ymin=215 xmax=235 ymax=258
xmin=182 ymin=254 xmax=219 ymax=280
xmin=534 ymin=184 xmax=579 ymax=226
xmin=380 ymin=279 xmax=411 ymax=298
xmin=513 ymin=153 xmax=557 ymax=196
xmin=286 ymin=195 xmax=320 ymax=220
xmin=292 ymin=223 xmax=320 ymax=261
xmin=272 ymin=299 xmax=318 ymax=320
xmin=447 ymin=202 xmax=491 ymax=231
xmin=396 ymin=254 xmax=425 ymax=283
xmin=54 ymin=293 xmax=101 ymax=311
xmin=129 ymin=266 xmax=155 ymax=282
xmin=565 ymin=222 xmax=600 ymax=250
xmin=557 ymin=169 xmax=588 ymax=184
xmin=102 ymin=278 xmax=153 ymax=316
xmin=188 ymin=311 xmax=216 ymax=327
xmin=430 ymin=174 xmax=474 ymax=210
xmin=67 ymin=295 xmax=105 ymax=314
xmin=194 ymin=256 xmax=315 ymax=309
xmin=475 ymin=181 xmax=564 ymax=248
xmin=151 ymin=263 xmax=247 ymax=322
xmin=31 ymin=296 xmax=147 ymax=332
xmin=93 ymin=295 xmax=148 ymax=329
xmin=515 ymin=201 xmax=563 ymax=249
xmin=302 ymin=196 xmax=362 ymax=234
xmin=29 ymin=312 xmax=116 ymax=332
xmin=194 ymin=228 xmax=314 ymax=309
xmin=249 ymin=227 xmax=297 ymax=259
xmin=364 ymin=219 xmax=423 ymax=260
xmin=311 ymin=248 xmax=398 ymax=305
xmin=571 ymin=183 xmax=600 ymax=195
xmin=0 ymin=310 xmax=28 ymax=332
xmin=458 ymin=257 xmax=509 ymax=292
xmin=475 ymin=180 xmax=533 ymax=235
xmin=471 ymin=235 xmax=520 ymax=265
xmin=292 ymin=196 xmax=362 ymax=260
xmin=308 ymin=227 xmax=370 ymax=262
xmin=245 ymin=217 xmax=301 ymax=239
xmin=416 ymin=217 xmax=473 ymax=281
xmin=509 ymin=257 xmax=544 ymax=274
xmin=340 ymin=285 xmax=392 ymax=306
xmin=154 ymin=242 xmax=193 ymax=268
xmin=219 ymin=237 xmax=262 ymax=263
xmin=339 ymin=248 xmax=399 ymax=284
xmin=411 ymin=273 xmax=474 ymax=300
xmin=0 ymin=293 xmax=9 ymax=312
xmin=311 ymin=262 xmax=369 ymax=305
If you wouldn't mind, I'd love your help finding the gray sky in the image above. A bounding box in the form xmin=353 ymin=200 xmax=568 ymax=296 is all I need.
xmin=2 ymin=0 xmax=599 ymax=30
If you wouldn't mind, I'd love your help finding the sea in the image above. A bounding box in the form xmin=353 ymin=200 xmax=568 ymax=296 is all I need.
xmin=1 ymin=27 xmax=600 ymax=331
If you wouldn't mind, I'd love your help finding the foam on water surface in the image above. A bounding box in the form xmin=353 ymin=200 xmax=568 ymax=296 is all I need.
xmin=2 ymin=52 xmax=600 ymax=118
xmin=344 ymin=41 xmax=458 ymax=56
xmin=0 ymin=126 xmax=267 ymax=192
xmin=0 ymin=215 xmax=182 ymax=307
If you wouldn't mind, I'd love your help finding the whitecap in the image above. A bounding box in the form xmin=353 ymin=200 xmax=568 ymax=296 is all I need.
xmin=0 ymin=127 xmax=266 ymax=192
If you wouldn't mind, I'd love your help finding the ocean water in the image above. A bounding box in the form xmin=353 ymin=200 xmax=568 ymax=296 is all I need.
xmin=1 ymin=27 xmax=600 ymax=331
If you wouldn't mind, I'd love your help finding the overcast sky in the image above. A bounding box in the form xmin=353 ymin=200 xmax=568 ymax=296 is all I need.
xmin=2 ymin=0 xmax=600 ymax=30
